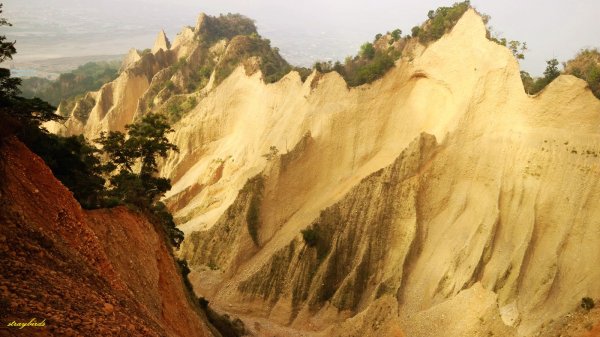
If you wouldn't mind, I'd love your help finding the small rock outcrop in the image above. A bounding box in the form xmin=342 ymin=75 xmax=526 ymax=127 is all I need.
xmin=195 ymin=13 xmax=207 ymax=32
xmin=121 ymin=48 xmax=142 ymax=72
xmin=151 ymin=29 xmax=171 ymax=54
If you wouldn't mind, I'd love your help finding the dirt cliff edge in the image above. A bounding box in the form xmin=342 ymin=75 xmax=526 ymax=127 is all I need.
xmin=0 ymin=135 xmax=214 ymax=337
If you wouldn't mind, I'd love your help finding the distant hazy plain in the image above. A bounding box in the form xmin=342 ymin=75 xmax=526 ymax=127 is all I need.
xmin=3 ymin=0 xmax=599 ymax=76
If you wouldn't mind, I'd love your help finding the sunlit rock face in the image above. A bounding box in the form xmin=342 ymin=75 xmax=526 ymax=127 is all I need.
xmin=52 ymin=9 xmax=600 ymax=337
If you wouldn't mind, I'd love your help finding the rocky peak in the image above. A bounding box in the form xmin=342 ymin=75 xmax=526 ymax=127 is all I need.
xmin=195 ymin=12 xmax=207 ymax=32
xmin=450 ymin=8 xmax=488 ymax=43
xmin=120 ymin=48 xmax=141 ymax=72
xmin=151 ymin=29 xmax=171 ymax=54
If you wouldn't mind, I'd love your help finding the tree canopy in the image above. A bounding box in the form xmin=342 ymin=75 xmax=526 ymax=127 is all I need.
xmin=543 ymin=58 xmax=560 ymax=81
xmin=416 ymin=1 xmax=471 ymax=44
xmin=0 ymin=4 xmax=15 ymax=63
xmin=96 ymin=113 xmax=179 ymax=208
xmin=563 ymin=49 xmax=600 ymax=99
xmin=520 ymin=58 xmax=562 ymax=95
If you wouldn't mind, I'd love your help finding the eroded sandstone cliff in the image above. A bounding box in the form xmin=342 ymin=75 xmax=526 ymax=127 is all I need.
xmin=49 ymin=7 xmax=600 ymax=337
xmin=176 ymin=10 xmax=600 ymax=337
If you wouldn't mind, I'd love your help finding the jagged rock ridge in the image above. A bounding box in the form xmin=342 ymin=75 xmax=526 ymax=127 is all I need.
xmin=50 ymin=8 xmax=600 ymax=337
xmin=49 ymin=13 xmax=291 ymax=137
xmin=152 ymin=29 xmax=171 ymax=54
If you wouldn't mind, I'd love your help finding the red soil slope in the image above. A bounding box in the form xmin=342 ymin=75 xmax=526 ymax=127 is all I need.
xmin=0 ymin=135 xmax=213 ymax=337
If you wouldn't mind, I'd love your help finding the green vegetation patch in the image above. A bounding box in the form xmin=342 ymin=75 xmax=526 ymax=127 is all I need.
xmin=521 ymin=59 xmax=561 ymax=95
xmin=308 ymin=2 xmax=449 ymax=87
xmin=564 ymin=49 xmax=600 ymax=99
xmin=313 ymin=30 xmax=402 ymax=87
xmin=300 ymin=222 xmax=330 ymax=262
xmin=20 ymin=60 xmax=120 ymax=107
xmin=301 ymin=227 xmax=318 ymax=247
xmin=412 ymin=1 xmax=471 ymax=44
xmin=581 ymin=297 xmax=595 ymax=311
xmin=214 ymin=34 xmax=291 ymax=85
xmin=161 ymin=95 xmax=198 ymax=124
xmin=196 ymin=13 xmax=258 ymax=44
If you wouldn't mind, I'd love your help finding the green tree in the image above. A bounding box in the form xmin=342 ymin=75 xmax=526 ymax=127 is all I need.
xmin=418 ymin=1 xmax=470 ymax=44
xmin=93 ymin=115 xmax=182 ymax=248
xmin=20 ymin=131 xmax=106 ymax=208
xmin=411 ymin=26 xmax=421 ymax=38
xmin=152 ymin=202 xmax=184 ymax=248
xmin=563 ymin=49 xmax=600 ymax=99
xmin=313 ymin=60 xmax=333 ymax=73
xmin=351 ymin=52 xmax=394 ymax=86
xmin=360 ymin=42 xmax=376 ymax=60
xmin=527 ymin=58 xmax=563 ymax=94
xmin=0 ymin=3 xmax=15 ymax=63
xmin=95 ymin=131 xmax=136 ymax=172
xmin=301 ymin=227 xmax=318 ymax=247
xmin=126 ymin=113 xmax=178 ymax=175
xmin=508 ymin=40 xmax=527 ymax=60
xmin=581 ymin=297 xmax=595 ymax=311
xmin=391 ymin=29 xmax=402 ymax=41
xmin=96 ymin=113 xmax=178 ymax=209
xmin=489 ymin=36 xmax=527 ymax=61
xmin=543 ymin=58 xmax=560 ymax=82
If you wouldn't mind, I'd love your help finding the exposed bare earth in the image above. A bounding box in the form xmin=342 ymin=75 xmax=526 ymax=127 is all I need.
xmin=0 ymin=135 xmax=213 ymax=337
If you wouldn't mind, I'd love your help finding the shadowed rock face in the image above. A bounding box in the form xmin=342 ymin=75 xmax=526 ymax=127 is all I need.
xmin=50 ymin=7 xmax=600 ymax=337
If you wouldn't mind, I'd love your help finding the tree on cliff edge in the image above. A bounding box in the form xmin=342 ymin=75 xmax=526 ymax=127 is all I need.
xmin=0 ymin=3 xmax=183 ymax=247
xmin=96 ymin=114 xmax=183 ymax=247
xmin=96 ymin=114 xmax=179 ymax=209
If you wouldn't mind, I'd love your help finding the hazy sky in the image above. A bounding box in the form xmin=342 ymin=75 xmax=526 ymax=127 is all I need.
xmin=2 ymin=0 xmax=599 ymax=75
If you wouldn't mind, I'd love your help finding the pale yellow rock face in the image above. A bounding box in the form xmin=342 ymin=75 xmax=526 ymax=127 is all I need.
xmin=54 ymin=9 xmax=600 ymax=337
xmin=152 ymin=29 xmax=171 ymax=54
xmin=49 ymin=70 xmax=151 ymax=138
xmin=121 ymin=48 xmax=142 ymax=72
xmin=171 ymin=26 xmax=196 ymax=60
xmin=175 ymin=10 xmax=600 ymax=336
xmin=49 ymin=48 xmax=172 ymax=138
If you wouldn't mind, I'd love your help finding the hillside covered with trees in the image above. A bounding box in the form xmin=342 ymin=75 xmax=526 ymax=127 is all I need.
xmin=19 ymin=60 xmax=120 ymax=115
